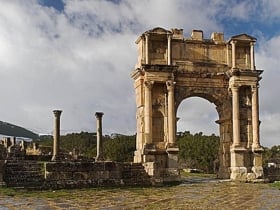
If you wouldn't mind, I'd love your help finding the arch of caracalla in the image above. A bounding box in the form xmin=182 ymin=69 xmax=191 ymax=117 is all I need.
xmin=131 ymin=27 xmax=264 ymax=182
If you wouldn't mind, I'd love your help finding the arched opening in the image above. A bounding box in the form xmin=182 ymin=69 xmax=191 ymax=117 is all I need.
xmin=176 ymin=97 xmax=220 ymax=174
xmin=176 ymin=97 xmax=219 ymax=136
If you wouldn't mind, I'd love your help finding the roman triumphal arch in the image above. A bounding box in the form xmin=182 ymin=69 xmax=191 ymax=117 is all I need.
xmin=131 ymin=27 xmax=264 ymax=182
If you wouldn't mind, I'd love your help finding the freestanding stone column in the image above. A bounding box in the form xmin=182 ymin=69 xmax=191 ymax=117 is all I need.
xmin=144 ymin=81 xmax=153 ymax=144
xmin=166 ymin=80 xmax=176 ymax=144
xmin=52 ymin=110 xmax=62 ymax=161
xmin=95 ymin=112 xmax=104 ymax=161
xmin=231 ymin=86 xmax=240 ymax=147
xmin=252 ymin=85 xmax=260 ymax=148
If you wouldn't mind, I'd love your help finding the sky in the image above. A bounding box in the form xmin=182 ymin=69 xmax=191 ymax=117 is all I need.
xmin=0 ymin=0 xmax=279 ymax=147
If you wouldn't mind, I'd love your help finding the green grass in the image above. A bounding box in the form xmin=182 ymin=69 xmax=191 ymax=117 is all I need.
xmin=269 ymin=181 xmax=280 ymax=189
xmin=180 ymin=170 xmax=216 ymax=178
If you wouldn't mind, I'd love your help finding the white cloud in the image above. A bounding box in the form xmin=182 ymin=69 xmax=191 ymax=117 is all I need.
xmin=177 ymin=97 xmax=219 ymax=136
xmin=0 ymin=0 xmax=278 ymax=147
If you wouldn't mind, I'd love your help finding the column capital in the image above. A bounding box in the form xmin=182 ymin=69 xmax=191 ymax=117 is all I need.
xmin=166 ymin=80 xmax=176 ymax=92
xmin=95 ymin=112 xmax=104 ymax=119
xmin=230 ymin=84 xmax=239 ymax=92
xmin=251 ymin=84 xmax=259 ymax=92
xmin=167 ymin=34 xmax=172 ymax=40
xmin=53 ymin=110 xmax=62 ymax=117
xmin=230 ymin=40 xmax=237 ymax=45
xmin=250 ymin=41 xmax=256 ymax=46
xmin=144 ymin=80 xmax=154 ymax=89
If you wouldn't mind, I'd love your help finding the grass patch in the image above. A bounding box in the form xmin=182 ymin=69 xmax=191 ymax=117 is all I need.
xmin=180 ymin=170 xmax=216 ymax=178
xmin=269 ymin=181 xmax=280 ymax=189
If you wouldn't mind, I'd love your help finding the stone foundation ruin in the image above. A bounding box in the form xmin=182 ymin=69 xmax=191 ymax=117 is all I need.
xmin=0 ymin=111 xmax=153 ymax=189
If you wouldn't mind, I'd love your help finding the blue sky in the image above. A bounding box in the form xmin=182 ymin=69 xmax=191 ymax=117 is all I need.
xmin=0 ymin=0 xmax=279 ymax=147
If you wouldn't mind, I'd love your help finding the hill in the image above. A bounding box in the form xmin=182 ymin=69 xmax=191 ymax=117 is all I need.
xmin=0 ymin=121 xmax=39 ymax=140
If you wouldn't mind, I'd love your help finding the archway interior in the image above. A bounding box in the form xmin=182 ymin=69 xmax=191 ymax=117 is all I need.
xmin=176 ymin=97 xmax=219 ymax=136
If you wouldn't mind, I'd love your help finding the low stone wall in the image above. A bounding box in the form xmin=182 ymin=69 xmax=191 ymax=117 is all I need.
xmin=264 ymin=167 xmax=280 ymax=182
xmin=3 ymin=160 xmax=152 ymax=189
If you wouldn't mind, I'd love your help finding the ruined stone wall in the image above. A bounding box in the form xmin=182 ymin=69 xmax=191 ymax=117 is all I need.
xmin=3 ymin=160 xmax=151 ymax=189
xmin=264 ymin=167 xmax=280 ymax=182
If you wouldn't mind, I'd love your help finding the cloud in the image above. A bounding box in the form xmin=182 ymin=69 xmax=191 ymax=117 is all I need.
xmin=177 ymin=97 xmax=219 ymax=136
xmin=0 ymin=0 xmax=278 ymax=147
xmin=255 ymin=35 xmax=280 ymax=146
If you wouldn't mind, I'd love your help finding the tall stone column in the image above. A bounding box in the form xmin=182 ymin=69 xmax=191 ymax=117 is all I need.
xmin=95 ymin=112 xmax=104 ymax=161
xmin=251 ymin=85 xmax=260 ymax=148
xmin=250 ymin=42 xmax=255 ymax=70
xmin=166 ymin=80 xmax=176 ymax=144
xmin=52 ymin=110 xmax=62 ymax=161
xmin=231 ymin=40 xmax=237 ymax=68
xmin=144 ymin=81 xmax=153 ymax=144
xmin=231 ymin=86 xmax=240 ymax=146
xmin=167 ymin=34 xmax=172 ymax=65
xmin=145 ymin=34 xmax=149 ymax=64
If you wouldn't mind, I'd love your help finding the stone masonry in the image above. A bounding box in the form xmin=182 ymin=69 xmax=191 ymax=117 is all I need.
xmin=131 ymin=27 xmax=264 ymax=182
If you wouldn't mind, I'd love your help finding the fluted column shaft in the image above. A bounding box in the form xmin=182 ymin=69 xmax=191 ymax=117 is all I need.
xmin=166 ymin=81 xmax=176 ymax=144
xmin=145 ymin=34 xmax=149 ymax=64
xmin=95 ymin=112 xmax=104 ymax=161
xmin=167 ymin=35 xmax=172 ymax=65
xmin=52 ymin=110 xmax=62 ymax=161
xmin=231 ymin=40 xmax=237 ymax=68
xmin=144 ymin=81 xmax=153 ymax=144
xmin=250 ymin=42 xmax=255 ymax=70
xmin=232 ymin=86 xmax=240 ymax=146
xmin=252 ymin=86 xmax=260 ymax=148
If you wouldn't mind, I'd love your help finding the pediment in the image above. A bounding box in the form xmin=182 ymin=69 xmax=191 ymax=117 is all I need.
xmin=230 ymin=34 xmax=256 ymax=42
xmin=145 ymin=27 xmax=172 ymax=35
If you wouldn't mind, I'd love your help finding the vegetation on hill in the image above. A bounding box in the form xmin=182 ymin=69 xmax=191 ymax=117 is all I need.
xmin=32 ymin=131 xmax=280 ymax=173
xmin=263 ymin=145 xmax=280 ymax=166
xmin=177 ymin=131 xmax=220 ymax=173
xmin=34 ymin=132 xmax=136 ymax=161
xmin=0 ymin=121 xmax=39 ymax=139
xmin=34 ymin=131 xmax=220 ymax=172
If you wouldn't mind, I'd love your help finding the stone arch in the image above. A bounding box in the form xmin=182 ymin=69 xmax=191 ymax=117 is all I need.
xmin=131 ymin=27 xmax=264 ymax=182
xmin=175 ymin=89 xmax=231 ymax=178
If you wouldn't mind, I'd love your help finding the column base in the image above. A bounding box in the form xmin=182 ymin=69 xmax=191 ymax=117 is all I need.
xmin=133 ymin=144 xmax=180 ymax=183
xmin=230 ymin=166 xmax=247 ymax=181
xmin=230 ymin=146 xmax=264 ymax=181
xmin=166 ymin=146 xmax=179 ymax=168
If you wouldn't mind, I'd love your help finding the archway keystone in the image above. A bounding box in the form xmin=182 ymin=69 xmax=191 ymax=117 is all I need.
xmin=131 ymin=28 xmax=264 ymax=182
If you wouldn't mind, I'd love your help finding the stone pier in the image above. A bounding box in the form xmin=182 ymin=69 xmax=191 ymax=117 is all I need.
xmin=51 ymin=110 xmax=62 ymax=161
xmin=95 ymin=112 xmax=104 ymax=161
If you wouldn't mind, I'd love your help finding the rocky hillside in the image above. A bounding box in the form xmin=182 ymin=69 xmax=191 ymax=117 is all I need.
xmin=0 ymin=121 xmax=39 ymax=140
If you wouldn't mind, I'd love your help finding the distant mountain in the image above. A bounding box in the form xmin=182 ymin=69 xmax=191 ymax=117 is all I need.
xmin=0 ymin=121 xmax=39 ymax=140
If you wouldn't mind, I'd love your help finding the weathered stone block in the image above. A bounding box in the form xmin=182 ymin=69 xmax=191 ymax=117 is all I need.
xmin=252 ymin=166 xmax=264 ymax=179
